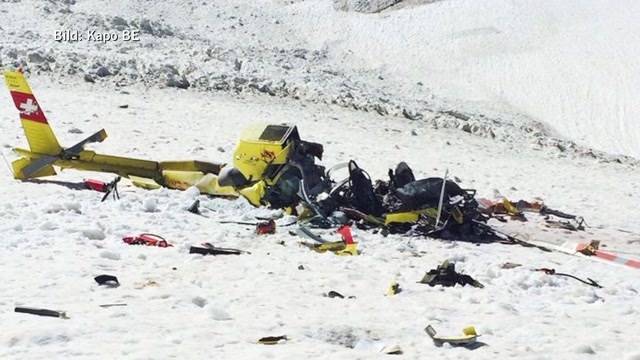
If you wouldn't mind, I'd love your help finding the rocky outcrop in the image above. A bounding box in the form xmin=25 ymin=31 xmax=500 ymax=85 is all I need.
xmin=333 ymin=0 xmax=402 ymax=13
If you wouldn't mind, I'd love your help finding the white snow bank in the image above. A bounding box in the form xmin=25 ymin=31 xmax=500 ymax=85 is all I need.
xmin=292 ymin=0 xmax=640 ymax=158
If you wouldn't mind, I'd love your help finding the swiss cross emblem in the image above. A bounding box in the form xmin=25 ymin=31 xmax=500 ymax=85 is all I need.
xmin=19 ymin=98 xmax=39 ymax=115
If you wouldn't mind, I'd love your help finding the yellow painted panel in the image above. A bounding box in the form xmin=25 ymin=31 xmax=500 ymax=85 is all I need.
xmin=79 ymin=151 xmax=159 ymax=170
xmin=129 ymin=175 xmax=162 ymax=190
xmin=384 ymin=211 xmax=420 ymax=225
xmin=238 ymin=180 xmax=266 ymax=206
xmin=4 ymin=71 xmax=32 ymax=93
xmin=193 ymin=174 xmax=238 ymax=197
xmin=21 ymin=119 xmax=61 ymax=155
xmin=11 ymin=157 xmax=56 ymax=179
xmin=162 ymin=170 xmax=204 ymax=190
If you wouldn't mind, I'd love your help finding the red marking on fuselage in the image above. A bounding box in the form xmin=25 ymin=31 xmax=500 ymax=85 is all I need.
xmin=261 ymin=149 xmax=276 ymax=161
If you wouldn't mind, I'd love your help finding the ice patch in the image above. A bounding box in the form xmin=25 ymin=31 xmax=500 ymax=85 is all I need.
xmin=44 ymin=203 xmax=65 ymax=213
xmin=30 ymin=333 xmax=71 ymax=346
xmin=209 ymin=307 xmax=232 ymax=321
xmin=143 ymin=198 xmax=159 ymax=212
xmin=39 ymin=221 xmax=58 ymax=230
xmin=183 ymin=186 xmax=200 ymax=199
xmin=64 ymin=201 xmax=82 ymax=213
xmin=100 ymin=251 xmax=121 ymax=261
xmin=626 ymin=353 xmax=640 ymax=360
xmin=82 ymin=228 xmax=106 ymax=240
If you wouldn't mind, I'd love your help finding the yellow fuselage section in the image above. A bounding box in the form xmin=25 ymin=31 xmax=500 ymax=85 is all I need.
xmin=13 ymin=148 xmax=237 ymax=196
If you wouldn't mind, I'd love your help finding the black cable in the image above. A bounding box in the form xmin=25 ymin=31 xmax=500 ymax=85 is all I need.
xmin=536 ymin=268 xmax=603 ymax=288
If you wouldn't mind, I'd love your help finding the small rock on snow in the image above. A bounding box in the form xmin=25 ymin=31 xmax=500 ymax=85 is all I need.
xmin=192 ymin=296 xmax=208 ymax=308
xmin=575 ymin=344 xmax=596 ymax=354
xmin=95 ymin=66 xmax=112 ymax=78
xmin=166 ymin=76 xmax=190 ymax=89
xmin=28 ymin=52 xmax=46 ymax=63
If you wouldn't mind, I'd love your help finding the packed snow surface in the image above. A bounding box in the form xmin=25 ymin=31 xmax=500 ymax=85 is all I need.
xmin=1 ymin=76 xmax=639 ymax=360
xmin=1 ymin=0 xmax=640 ymax=359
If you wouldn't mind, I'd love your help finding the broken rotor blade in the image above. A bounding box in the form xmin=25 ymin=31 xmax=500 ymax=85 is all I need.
xmin=21 ymin=155 xmax=59 ymax=178
xmin=21 ymin=129 xmax=107 ymax=178
xmin=63 ymin=129 xmax=108 ymax=157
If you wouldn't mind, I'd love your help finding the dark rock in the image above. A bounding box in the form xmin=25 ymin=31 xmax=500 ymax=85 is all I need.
xmin=402 ymin=108 xmax=422 ymax=120
xmin=292 ymin=48 xmax=308 ymax=59
xmin=111 ymin=16 xmax=128 ymax=29
xmin=84 ymin=74 xmax=95 ymax=83
xmin=139 ymin=19 xmax=154 ymax=34
xmin=28 ymin=52 xmax=45 ymax=63
xmin=167 ymin=75 xmax=190 ymax=89
xmin=373 ymin=104 xmax=388 ymax=116
xmin=443 ymin=110 xmax=470 ymax=121
xmin=233 ymin=77 xmax=248 ymax=86
xmin=138 ymin=19 xmax=174 ymax=37
xmin=258 ymin=84 xmax=276 ymax=96
xmin=213 ymin=81 xmax=230 ymax=91
xmin=119 ymin=104 xmax=129 ymax=109
xmin=95 ymin=66 xmax=111 ymax=77
xmin=162 ymin=64 xmax=179 ymax=75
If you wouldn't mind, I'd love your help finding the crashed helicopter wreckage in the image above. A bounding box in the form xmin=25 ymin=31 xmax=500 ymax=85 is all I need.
xmin=4 ymin=70 xmax=236 ymax=196
xmin=4 ymin=70 xmax=584 ymax=243
xmin=4 ymin=70 xmax=336 ymax=211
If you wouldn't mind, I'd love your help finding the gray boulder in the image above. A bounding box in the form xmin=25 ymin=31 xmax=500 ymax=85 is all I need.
xmin=167 ymin=75 xmax=190 ymax=89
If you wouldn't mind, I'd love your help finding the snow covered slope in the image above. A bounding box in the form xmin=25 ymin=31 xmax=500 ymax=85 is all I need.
xmin=1 ymin=0 xmax=638 ymax=162
xmin=1 ymin=1 xmax=640 ymax=359
xmin=291 ymin=0 xmax=640 ymax=158
xmin=1 ymin=75 xmax=639 ymax=360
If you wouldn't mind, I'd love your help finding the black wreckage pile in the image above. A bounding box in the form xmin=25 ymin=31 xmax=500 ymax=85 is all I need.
xmin=232 ymin=128 xmax=582 ymax=249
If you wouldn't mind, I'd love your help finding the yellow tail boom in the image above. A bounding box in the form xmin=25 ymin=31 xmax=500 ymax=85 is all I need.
xmin=3 ymin=70 xmax=237 ymax=197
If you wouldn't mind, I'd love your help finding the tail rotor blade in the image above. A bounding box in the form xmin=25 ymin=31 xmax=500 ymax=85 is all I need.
xmin=64 ymin=129 xmax=107 ymax=156
xmin=21 ymin=155 xmax=58 ymax=178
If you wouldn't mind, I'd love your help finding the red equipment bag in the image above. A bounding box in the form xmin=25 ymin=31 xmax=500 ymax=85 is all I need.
xmin=84 ymin=179 xmax=109 ymax=192
xmin=122 ymin=233 xmax=173 ymax=247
